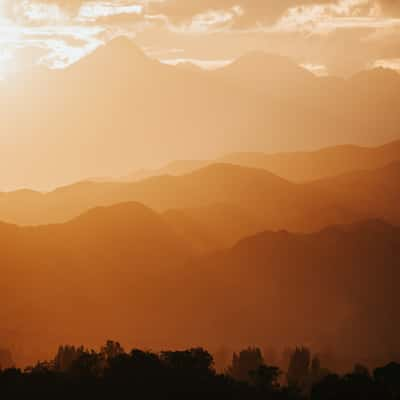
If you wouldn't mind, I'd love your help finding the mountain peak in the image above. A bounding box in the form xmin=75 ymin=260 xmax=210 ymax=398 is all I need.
xmin=103 ymin=36 xmax=146 ymax=57
xmin=72 ymin=201 xmax=158 ymax=225
xmin=229 ymin=51 xmax=313 ymax=76
xmin=69 ymin=35 xmax=149 ymax=73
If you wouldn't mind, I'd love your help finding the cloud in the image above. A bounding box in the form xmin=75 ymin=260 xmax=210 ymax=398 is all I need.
xmin=372 ymin=57 xmax=400 ymax=70
xmin=270 ymin=0 xmax=400 ymax=34
xmin=2 ymin=1 xmax=146 ymax=25
xmin=4 ymin=0 xmax=400 ymax=27
xmin=1 ymin=0 xmax=400 ymax=76
xmin=77 ymin=1 xmax=143 ymax=23
xmin=165 ymin=7 xmax=244 ymax=34
xmin=147 ymin=0 xmax=335 ymax=27
xmin=301 ymin=63 xmax=329 ymax=75
xmin=160 ymin=57 xmax=233 ymax=69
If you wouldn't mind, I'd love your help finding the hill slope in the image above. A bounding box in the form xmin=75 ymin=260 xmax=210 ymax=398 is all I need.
xmin=2 ymin=217 xmax=400 ymax=368
xmin=0 ymin=202 xmax=196 ymax=364
xmin=176 ymin=220 xmax=400 ymax=367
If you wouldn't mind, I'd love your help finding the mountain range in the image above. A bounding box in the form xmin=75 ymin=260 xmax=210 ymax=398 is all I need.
xmin=123 ymin=139 xmax=400 ymax=183
xmin=1 ymin=158 xmax=400 ymax=248
xmin=1 ymin=37 xmax=400 ymax=190
xmin=2 ymin=35 xmax=400 ymax=370
xmin=0 ymin=163 xmax=361 ymax=233
xmin=1 ymin=203 xmax=399 ymax=368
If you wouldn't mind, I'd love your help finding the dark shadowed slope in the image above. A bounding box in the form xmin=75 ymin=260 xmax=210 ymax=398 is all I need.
xmin=2 ymin=217 xmax=400 ymax=367
xmin=177 ymin=219 xmax=400 ymax=366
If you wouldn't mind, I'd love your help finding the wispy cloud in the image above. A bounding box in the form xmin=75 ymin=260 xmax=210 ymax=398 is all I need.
xmin=161 ymin=57 xmax=233 ymax=69
xmin=77 ymin=1 xmax=143 ymax=23
xmin=1 ymin=0 xmax=400 ymax=74
xmin=301 ymin=63 xmax=329 ymax=76
xmin=372 ymin=58 xmax=400 ymax=71
xmin=270 ymin=0 xmax=400 ymax=34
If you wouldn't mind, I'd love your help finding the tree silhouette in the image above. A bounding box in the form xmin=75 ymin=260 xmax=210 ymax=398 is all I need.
xmin=160 ymin=347 xmax=214 ymax=375
xmin=69 ymin=349 xmax=103 ymax=378
xmin=0 ymin=348 xmax=13 ymax=370
xmin=374 ymin=362 xmax=400 ymax=398
xmin=54 ymin=345 xmax=85 ymax=372
xmin=101 ymin=340 xmax=124 ymax=361
xmin=249 ymin=364 xmax=281 ymax=391
xmin=287 ymin=347 xmax=311 ymax=388
xmin=1 ymin=341 xmax=399 ymax=400
xmin=227 ymin=347 xmax=264 ymax=382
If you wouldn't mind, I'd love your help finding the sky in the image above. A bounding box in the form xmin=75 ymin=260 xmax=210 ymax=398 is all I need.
xmin=0 ymin=0 xmax=400 ymax=76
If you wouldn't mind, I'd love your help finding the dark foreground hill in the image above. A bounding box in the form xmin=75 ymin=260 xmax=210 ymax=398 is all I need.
xmin=179 ymin=219 xmax=400 ymax=365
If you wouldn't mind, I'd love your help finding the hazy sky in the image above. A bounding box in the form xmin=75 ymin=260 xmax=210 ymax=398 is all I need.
xmin=1 ymin=0 xmax=400 ymax=76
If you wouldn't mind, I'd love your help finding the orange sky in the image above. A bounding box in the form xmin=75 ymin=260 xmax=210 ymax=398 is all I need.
xmin=1 ymin=0 xmax=400 ymax=76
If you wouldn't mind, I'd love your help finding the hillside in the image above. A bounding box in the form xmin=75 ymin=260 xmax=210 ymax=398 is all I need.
xmin=176 ymin=220 xmax=400 ymax=366
xmin=2 ymin=216 xmax=400 ymax=367
xmin=0 ymin=202 xmax=196 ymax=364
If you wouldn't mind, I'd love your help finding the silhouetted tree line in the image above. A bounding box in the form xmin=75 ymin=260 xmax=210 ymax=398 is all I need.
xmin=0 ymin=341 xmax=399 ymax=399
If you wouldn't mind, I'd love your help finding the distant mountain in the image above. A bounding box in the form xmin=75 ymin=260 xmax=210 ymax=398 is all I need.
xmin=213 ymin=52 xmax=315 ymax=93
xmin=2 ymin=38 xmax=400 ymax=190
xmin=123 ymin=140 xmax=400 ymax=183
xmin=309 ymin=160 xmax=400 ymax=224
xmin=123 ymin=160 xmax=210 ymax=182
xmin=2 ymin=161 xmax=400 ymax=247
xmin=220 ymin=139 xmax=400 ymax=182
xmin=0 ymin=164 xmax=360 ymax=237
